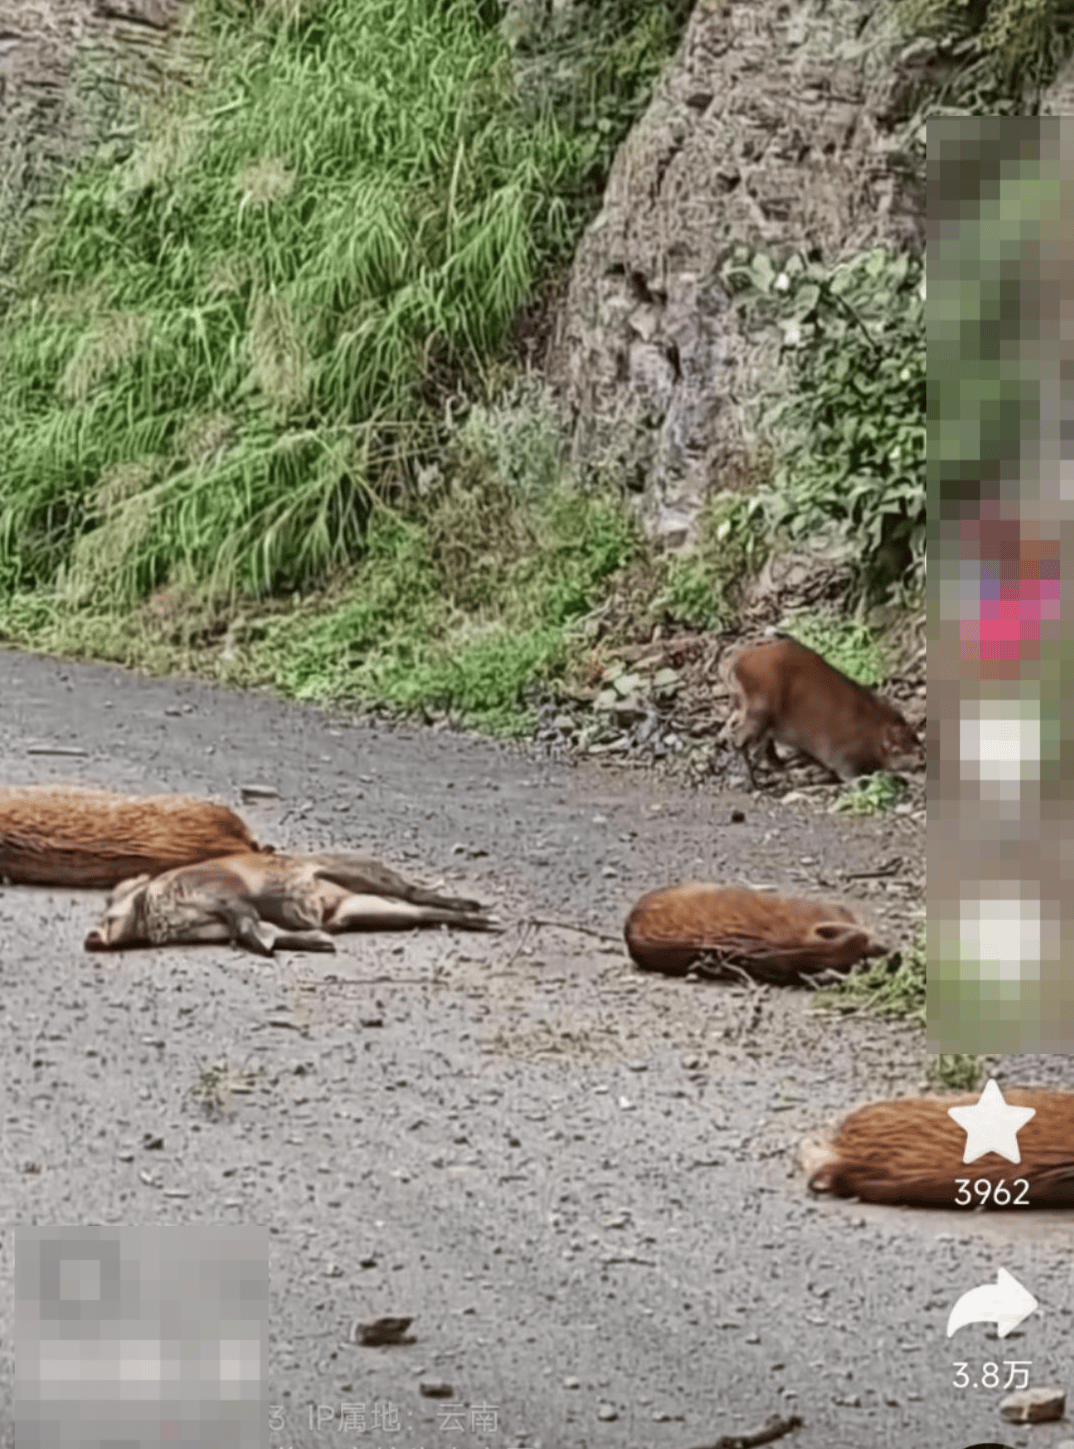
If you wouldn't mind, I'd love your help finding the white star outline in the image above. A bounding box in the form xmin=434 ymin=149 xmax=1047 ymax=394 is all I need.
xmin=947 ymin=1078 xmax=1036 ymax=1165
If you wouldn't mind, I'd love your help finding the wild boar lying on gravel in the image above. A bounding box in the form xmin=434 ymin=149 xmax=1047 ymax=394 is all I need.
xmin=85 ymin=851 xmax=500 ymax=956
xmin=0 ymin=785 xmax=268 ymax=887
xmin=803 ymin=1090 xmax=1074 ymax=1208
xmin=624 ymin=882 xmax=888 ymax=983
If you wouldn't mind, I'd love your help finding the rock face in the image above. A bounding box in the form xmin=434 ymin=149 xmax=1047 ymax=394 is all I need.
xmin=1041 ymin=51 xmax=1074 ymax=113
xmin=0 ymin=0 xmax=197 ymax=284
xmin=548 ymin=0 xmax=927 ymax=549
xmin=0 ymin=0 xmax=191 ymax=150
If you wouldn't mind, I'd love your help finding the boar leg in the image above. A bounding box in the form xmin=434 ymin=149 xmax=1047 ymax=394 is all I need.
xmin=201 ymin=897 xmax=330 ymax=956
xmin=763 ymin=739 xmax=784 ymax=770
xmin=730 ymin=709 xmax=778 ymax=791
xmin=737 ymin=740 xmax=763 ymax=790
xmin=327 ymin=892 xmax=501 ymax=933
xmin=309 ymin=853 xmax=486 ymax=915
xmin=201 ymin=898 xmax=276 ymax=957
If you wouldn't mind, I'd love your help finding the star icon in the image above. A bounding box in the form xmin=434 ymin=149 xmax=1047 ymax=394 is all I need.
xmin=948 ymin=1079 xmax=1036 ymax=1165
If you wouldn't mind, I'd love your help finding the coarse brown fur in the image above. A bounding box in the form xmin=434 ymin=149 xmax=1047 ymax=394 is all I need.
xmin=0 ymin=785 xmax=268 ymax=887
xmin=623 ymin=883 xmax=888 ymax=983
xmin=85 ymin=851 xmax=500 ymax=956
xmin=722 ymin=638 xmax=922 ymax=787
xmin=803 ymin=1090 xmax=1074 ymax=1208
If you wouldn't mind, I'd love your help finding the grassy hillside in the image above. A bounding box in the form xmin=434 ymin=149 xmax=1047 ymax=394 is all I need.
xmin=0 ymin=0 xmax=703 ymax=728
xmin=1 ymin=0 xmax=607 ymax=598
xmin=0 ymin=0 xmax=929 ymax=736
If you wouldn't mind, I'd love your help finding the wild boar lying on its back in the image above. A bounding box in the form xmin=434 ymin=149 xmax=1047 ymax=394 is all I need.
xmin=85 ymin=850 xmax=501 ymax=956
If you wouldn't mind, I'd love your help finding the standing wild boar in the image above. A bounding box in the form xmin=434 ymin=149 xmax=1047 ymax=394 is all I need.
xmin=723 ymin=638 xmax=921 ymax=787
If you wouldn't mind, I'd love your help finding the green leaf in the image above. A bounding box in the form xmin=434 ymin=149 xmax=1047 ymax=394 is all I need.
xmin=790 ymin=282 xmax=821 ymax=318
xmin=750 ymin=252 xmax=775 ymax=294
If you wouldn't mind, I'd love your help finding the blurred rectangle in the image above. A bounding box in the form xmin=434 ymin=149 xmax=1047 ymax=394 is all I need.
xmin=15 ymin=1227 xmax=267 ymax=1449
xmin=928 ymin=117 xmax=1074 ymax=1050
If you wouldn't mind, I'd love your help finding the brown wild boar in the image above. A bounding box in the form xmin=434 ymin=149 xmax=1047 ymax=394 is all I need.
xmin=804 ymin=1090 xmax=1074 ymax=1208
xmin=0 ymin=785 xmax=268 ymax=888
xmin=723 ymin=638 xmax=921 ymax=787
xmin=84 ymin=851 xmax=499 ymax=956
xmin=623 ymin=882 xmax=887 ymax=983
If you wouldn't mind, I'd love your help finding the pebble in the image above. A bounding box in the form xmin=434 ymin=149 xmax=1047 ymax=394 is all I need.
xmin=1000 ymin=1386 xmax=1065 ymax=1423
xmin=351 ymin=1316 xmax=413 ymax=1346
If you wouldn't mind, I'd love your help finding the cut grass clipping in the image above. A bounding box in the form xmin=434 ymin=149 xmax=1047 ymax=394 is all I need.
xmin=812 ymin=925 xmax=926 ymax=1023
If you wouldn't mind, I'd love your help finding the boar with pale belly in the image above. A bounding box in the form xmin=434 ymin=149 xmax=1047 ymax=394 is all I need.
xmin=85 ymin=850 xmax=500 ymax=956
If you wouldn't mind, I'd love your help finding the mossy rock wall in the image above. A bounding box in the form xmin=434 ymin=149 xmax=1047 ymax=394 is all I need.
xmin=548 ymin=0 xmax=927 ymax=550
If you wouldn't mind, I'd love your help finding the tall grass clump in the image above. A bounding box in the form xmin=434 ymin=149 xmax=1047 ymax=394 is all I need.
xmin=0 ymin=0 xmax=593 ymax=607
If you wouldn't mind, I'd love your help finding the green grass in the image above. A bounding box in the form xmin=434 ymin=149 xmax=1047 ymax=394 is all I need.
xmin=649 ymin=485 xmax=769 ymax=630
xmin=0 ymin=0 xmax=686 ymax=727
xmin=0 ymin=0 xmax=603 ymax=605
xmin=0 ymin=0 xmax=928 ymax=741
xmin=247 ymin=485 xmax=639 ymax=733
xmin=925 ymin=1055 xmax=985 ymax=1092
xmin=812 ymin=924 xmax=926 ymax=1022
xmin=0 ymin=477 xmax=640 ymax=735
xmin=831 ymin=772 xmax=908 ymax=816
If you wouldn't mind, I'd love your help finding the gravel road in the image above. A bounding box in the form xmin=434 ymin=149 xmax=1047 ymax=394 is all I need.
xmin=1 ymin=648 xmax=1069 ymax=1449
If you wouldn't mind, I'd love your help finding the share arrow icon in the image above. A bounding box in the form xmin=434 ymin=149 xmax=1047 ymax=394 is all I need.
xmin=946 ymin=1268 xmax=1038 ymax=1339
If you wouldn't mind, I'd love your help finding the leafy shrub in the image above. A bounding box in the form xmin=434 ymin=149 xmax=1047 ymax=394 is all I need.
xmin=721 ymin=247 xmax=926 ymax=605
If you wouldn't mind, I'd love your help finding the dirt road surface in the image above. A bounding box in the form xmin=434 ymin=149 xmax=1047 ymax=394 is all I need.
xmin=1 ymin=649 xmax=1070 ymax=1449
